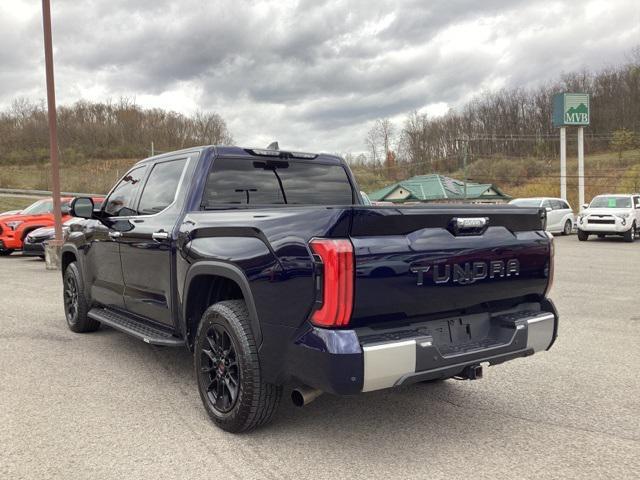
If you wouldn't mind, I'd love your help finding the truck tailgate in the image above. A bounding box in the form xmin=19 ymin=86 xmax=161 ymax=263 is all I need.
xmin=349 ymin=206 xmax=551 ymax=326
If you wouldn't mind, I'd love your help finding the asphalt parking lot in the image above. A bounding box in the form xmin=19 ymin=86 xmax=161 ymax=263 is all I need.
xmin=1 ymin=235 xmax=639 ymax=479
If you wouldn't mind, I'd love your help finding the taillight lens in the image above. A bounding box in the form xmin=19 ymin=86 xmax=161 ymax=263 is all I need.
xmin=544 ymin=232 xmax=555 ymax=296
xmin=309 ymin=238 xmax=354 ymax=327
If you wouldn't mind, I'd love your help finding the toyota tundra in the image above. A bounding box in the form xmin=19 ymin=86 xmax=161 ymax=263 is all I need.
xmin=61 ymin=145 xmax=558 ymax=432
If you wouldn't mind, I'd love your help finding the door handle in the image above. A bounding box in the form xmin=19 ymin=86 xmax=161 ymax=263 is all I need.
xmin=108 ymin=231 xmax=122 ymax=239
xmin=152 ymin=231 xmax=170 ymax=242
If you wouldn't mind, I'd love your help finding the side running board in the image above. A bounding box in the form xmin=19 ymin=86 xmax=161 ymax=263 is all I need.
xmin=88 ymin=308 xmax=185 ymax=347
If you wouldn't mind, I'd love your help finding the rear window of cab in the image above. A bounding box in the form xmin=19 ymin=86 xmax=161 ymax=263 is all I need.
xmin=202 ymin=157 xmax=354 ymax=206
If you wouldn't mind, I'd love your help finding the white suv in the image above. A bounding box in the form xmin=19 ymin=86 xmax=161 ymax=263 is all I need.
xmin=510 ymin=197 xmax=574 ymax=235
xmin=577 ymin=194 xmax=640 ymax=242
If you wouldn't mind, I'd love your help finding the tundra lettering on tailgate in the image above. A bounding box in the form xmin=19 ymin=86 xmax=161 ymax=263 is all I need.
xmin=410 ymin=259 xmax=520 ymax=286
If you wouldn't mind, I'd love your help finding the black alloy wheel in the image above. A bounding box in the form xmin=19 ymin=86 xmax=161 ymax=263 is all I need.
xmin=64 ymin=273 xmax=79 ymax=325
xmin=62 ymin=262 xmax=100 ymax=333
xmin=194 ymin=300 xmax=282 ymax=433
xmin=199 ymin=324 xmax=240 ymax=413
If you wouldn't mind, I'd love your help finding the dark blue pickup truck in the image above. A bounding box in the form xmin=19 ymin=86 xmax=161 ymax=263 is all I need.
xmin=62 ymin=145 xmax=558 ymax=432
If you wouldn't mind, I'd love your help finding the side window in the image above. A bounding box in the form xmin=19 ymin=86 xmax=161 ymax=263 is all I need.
xmin=561 ymin=201 xmax=571 ymax=210
xmin=634 ymin=197 xmax=640 ymax=208
xmin=39 ymin=201 xmax=53 ymax=214
xmin=103 ymin=166 xmax=147 ymax=217
xmin=541 ymin=200 xmax=551 ymax=209
xmin=551 ymin=200 xmax=563 ymax=210
xmin=137 ymin=159 xmax=188 ymax=215
xmin=60 ymin=200 xmax=71 ymax=214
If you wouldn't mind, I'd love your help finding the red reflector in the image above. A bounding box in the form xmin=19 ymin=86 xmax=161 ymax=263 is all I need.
xmin=309 ymin=238 xmax=354 ymax=327
xmin=544 ymin=232 xmax=555 ymax=296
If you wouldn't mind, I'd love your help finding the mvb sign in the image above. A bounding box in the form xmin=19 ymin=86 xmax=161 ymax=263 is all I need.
xmin=553 ymin=93 xmax=590 ymax=127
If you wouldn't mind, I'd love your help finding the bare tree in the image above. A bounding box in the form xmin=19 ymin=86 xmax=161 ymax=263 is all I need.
xmin=0 ymin=98 xmax=234 ymax=164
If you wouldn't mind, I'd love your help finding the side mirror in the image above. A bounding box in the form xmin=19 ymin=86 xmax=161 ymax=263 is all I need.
xmin=545 ymin=207 xmax=552 ymax=212
xmin=70 ymin=197 xmax=95 ymax=219
xmin=582 ymin=203 xmax=589 ymax=210
xmin=61 ymin=204 xmax=71 ymax=214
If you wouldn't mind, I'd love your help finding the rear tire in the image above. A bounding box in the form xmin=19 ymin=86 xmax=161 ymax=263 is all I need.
xmin=63 ymin=262 xmax=100 ymax=333
xmin=0 ymin=249 xmax=13 ymax=256
xmin=577 ymin=230 xmax=589 ymax=241
xmin=195 ymin=300 xmax=282 ymax=433
xmin=562 ymin=220 xmax=572 ymax=236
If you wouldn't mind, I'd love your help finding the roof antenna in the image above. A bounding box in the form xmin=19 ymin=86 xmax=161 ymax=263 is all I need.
xmin=266 ymin=141 xmax=279 ymax=150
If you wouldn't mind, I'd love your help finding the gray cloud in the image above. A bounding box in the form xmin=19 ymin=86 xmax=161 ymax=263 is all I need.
xmin=0 ymin=0 xmax=638 ymax=152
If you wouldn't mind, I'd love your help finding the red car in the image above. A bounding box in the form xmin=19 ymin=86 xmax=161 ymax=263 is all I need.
xmin=0 ymin=197 xmax=102 ymax=256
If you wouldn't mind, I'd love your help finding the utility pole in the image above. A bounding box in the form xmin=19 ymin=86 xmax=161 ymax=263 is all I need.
xmin=463 ymin=137 xmax=469 ymax=201
xmin=456 ymin=138 xmax=469 ymax=201
xmin=42 ymin=0 xmax=63 ymax=268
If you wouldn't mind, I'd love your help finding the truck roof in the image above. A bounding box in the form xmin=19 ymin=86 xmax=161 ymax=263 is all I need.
xmin=135 ymin=145 xmax=345 ymax=166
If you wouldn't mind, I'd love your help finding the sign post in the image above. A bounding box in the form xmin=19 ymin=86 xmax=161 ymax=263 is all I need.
xmin=553 ymin=93 xmax=590 ymax=206
xmin=578 ymin=127 xmax=584 ymax=208
xmin=560 ymin=127 xmax=567 ymax=200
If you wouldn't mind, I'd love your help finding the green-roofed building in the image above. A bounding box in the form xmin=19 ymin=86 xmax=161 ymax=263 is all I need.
xmin=368 ymin=174 xmax=511 ymax=204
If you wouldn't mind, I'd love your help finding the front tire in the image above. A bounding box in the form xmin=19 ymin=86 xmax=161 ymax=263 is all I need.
xmin=623 ymin=222 xmax=636 ymax=242
xmin=577 ymin=230 xmax=589 ymax=241
xmin=562 ymin=220 xmax=572 ymax=236
xmin=63 ymin=262 xmax=100 ymax=333
xmin=195 ymin=300 xmax=282 ymax=433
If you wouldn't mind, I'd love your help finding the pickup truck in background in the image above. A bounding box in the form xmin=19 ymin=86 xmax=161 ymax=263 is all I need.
xmin=0 ymin=197 xmax=102 ymax=256
xmin=62 ymin=145 xmax=558 ymax=433
xmin=0 ymin=198 xmax=73 ymax=256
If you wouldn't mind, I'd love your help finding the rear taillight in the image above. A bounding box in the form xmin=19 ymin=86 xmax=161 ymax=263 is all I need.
xmin=544 ymin=232 xmax=555 ymax=296
xmin=309 ymin=238 xmax=354 ymax=327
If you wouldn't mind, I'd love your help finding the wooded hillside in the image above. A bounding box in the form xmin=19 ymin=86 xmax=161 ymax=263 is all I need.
xmin=0 ymin=98 xmax=233 ymax=164
xmin=0 ymin=48 xmax=638 ymax=204
xmin=353 ymin=48 xmax=640 ymax=193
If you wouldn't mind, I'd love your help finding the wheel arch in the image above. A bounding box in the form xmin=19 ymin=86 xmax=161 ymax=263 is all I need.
xmin=183 ymin=261 xmax=262 ymax=350
xmin=61 ymin=245 xmax=79 ymax=273
xmin=20 ymin=225 xmax=48 ymax=241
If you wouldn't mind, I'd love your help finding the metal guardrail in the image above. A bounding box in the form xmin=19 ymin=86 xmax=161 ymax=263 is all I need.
xmin=0 ymin=188 xmax=103 ymax=197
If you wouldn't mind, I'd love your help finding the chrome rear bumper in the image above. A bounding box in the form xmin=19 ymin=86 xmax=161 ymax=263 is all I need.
xmin=360 ymin=308 xmax=557 ymax=392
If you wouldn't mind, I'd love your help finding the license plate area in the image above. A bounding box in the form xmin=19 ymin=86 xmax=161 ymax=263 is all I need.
xmin=358 ymin=309 xmax=537 ymax=374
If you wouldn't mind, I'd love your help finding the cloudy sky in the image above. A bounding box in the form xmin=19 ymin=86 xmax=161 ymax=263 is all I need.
xmin=1 ymin=0 xmax=638 ymax=153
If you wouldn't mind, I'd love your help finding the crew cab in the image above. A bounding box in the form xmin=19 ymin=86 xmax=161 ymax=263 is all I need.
xmin=62 ymin=146 xmax=558 ymax=432
xmin=577 ymin=194 xmax=640 ymax=242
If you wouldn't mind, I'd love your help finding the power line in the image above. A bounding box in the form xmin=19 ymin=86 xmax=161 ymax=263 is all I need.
xmin=350 ymin=157 xmax=640 ymax=172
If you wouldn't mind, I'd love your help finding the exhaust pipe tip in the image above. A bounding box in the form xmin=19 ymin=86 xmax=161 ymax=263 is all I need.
xmin=459 ymin=364 xmax=483 ymax=380
xmin=291 ymin=385 xmax=323 ymax=407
